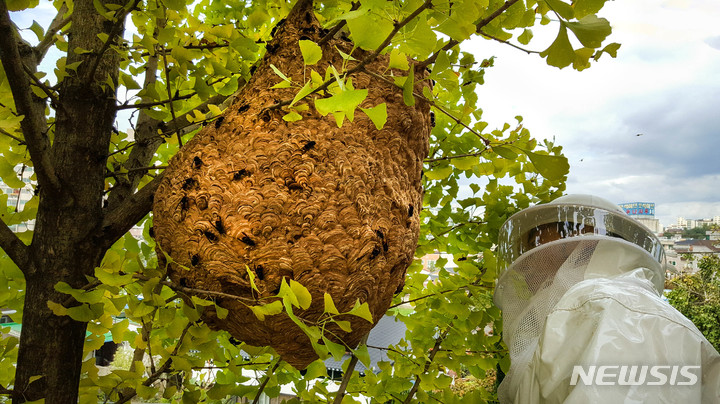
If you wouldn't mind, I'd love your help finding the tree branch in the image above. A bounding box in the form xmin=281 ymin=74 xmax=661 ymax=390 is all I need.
xmin=417 ymin=0 xmax=521 ymax=70
xmin=0 ymin=220 xmax=30 ymax=273
xmin=114 ymin=323 xmax=192 ymax=404
xmin=479 ymin=29 xmax=540 ymax=55
xmin=317 ymin=1 xmax=360 ymax=46
xmin=402 ymin=330 xmax=448 ymax=404
xmin=35 ymin=2 xmax=71 ymax=61
xmin=115 ymin=92 xmax=197 ymax=110
xmin=104 ymin=164 xmax=166 ymax=178
xmin=132 ymin=273 xmax=256 ymax=304
xmin=0 ymin=1 xmax=61 ymax=193
xmin=332 ymin=334 xmax=368 ymax=404
xmin=266 ymin=0 xmax=433 ymax=112
xmin=363 ymin=69 xmax=490 ymax=145
xmin=23 ymin=63 xmax=61 ymax=108
xmin=85 ymin=0 xmax=142 ymax=83
xmin=252 ymin=361 xmax=280 ymax=404
xmin=101 ymin=173 xmax=164 ymax=248
xmin=0 ymin=127 xmax=25 ymax=145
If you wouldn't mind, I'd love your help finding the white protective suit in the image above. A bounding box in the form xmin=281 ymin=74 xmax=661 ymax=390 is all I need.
xmin=494 ymin=195 xmax=720 ymax=403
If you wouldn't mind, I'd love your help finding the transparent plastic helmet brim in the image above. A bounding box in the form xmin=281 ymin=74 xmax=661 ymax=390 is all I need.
xmin=497 ymin=204 xmax=665 ymax=281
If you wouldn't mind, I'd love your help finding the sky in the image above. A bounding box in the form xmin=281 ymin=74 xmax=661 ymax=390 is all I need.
xmin=10 ymin=0 xmax=720 ymax=228
xmin=465 ymin=0 xmax=720 ymax=228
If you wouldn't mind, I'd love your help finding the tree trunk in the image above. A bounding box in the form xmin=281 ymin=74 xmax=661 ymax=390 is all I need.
xmin=13 ymin=0 xmax=125 ymax=402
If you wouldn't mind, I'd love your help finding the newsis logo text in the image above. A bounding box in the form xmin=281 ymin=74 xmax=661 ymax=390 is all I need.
xmin=570 ymin=365 xmax=700 ymax=386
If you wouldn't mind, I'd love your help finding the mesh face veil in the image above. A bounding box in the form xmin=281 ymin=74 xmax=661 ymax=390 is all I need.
xmin=496 ymin=194 xmax=665 ymax=285
xmin=493 ymin=195 xmax=668 ymax=402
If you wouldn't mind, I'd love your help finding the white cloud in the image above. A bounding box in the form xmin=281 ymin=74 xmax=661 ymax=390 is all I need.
xmin=465 ymin=0 xmax=720 ymax=230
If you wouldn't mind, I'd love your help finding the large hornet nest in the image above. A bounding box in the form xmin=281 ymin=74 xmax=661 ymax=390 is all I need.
xmin=152 ymin=0 xmax=431 ymax=368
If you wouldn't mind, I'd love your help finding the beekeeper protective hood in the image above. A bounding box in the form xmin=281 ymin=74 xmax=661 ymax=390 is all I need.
xmin=495 ymin=194 xmax=666 ymax=297
xmin=493 ymin=195 xmax=667 ymax=394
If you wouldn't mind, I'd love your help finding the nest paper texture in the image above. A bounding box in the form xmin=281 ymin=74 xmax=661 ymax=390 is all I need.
xmin=152 ymin=1 xmax=431 ymax=368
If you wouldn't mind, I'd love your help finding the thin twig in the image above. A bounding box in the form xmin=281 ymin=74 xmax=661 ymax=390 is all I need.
xmin=113 ymin=323 xmax=192 ymax=404
xmin=364 ymin=70 xmax=490 ymax=145
xmin=251 ymin=361 xmax=280 ymax=404
xmin=390 ymin=283 xmax=489 ymax=309
xmin=317 ymin=1 xmax=360 ymax=46
xmin=266 ymin=0 xmax=433 ymax=112
xmin=104 ymin=165 xmax=167 ymax=178
xmin=131 ymin=273 xmax=257 ymax=304
xmin=332 ymin=334 xmax=368 ymax=404
xmin=35 ymin=2 xmax=71 ymax=60
xmin=0 ymin=128 xmax=25 ymax=145
xmin=417 ymin=0 xmax=521 ymax=70
xmin=85 ymin=0 xmax=142 ymax=83
xmin=23 ymin=63 xmax=61 ymax=107
xmin=0 ymin=0 xmax=61 ymax=193
xmin=428 ymin=221 xmax=485 ymax=240
xmin=115 ymin=92 xmax=197 ymax=110
xmin=402 ymin=330 xmax=448 ymax=404
xmin=479 ymin=29 xmax=540 ymax=55
xmin=160 ymin=47 xmax=183 ymax=147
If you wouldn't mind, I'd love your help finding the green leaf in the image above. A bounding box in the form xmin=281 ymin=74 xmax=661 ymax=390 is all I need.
xmin=335 ymin=46 xmax=357 ymax=61
xmin=360 ymin=103 xmax=387 ymax=130
xmin=335 ymin=320 xmax=352 ymax=333
xmin=494 ymin=146 xmax=519 ymax=160
xmin=450 ymin=156 xmax=479 ymax=171
xmin=0 ymin=161 xmax=25 ymax=189
xmin=518 ymin=29 xmax=533 ymax=46
xmin=346 ymin=11 xmax=394 ymax=50
xmin=314 ymin=89 xmax=368 ymax=122
xmin=566 ymin=15 xmax=612 ymax=48
xmin=304 ymin=360 xmax=328 ymax=379
xmin=6 ymin=0 xmax=39 ymax=11
xmin=349 ymin=301 xmax=373 ymax=323
xmin=322 ymin=336 xmax=346 ymax=360
xmin=47 ymin=301 xmax=67 ymax=316
xmin=291 ymin=80 xmax=314 ymax=106
xmin=521 ymin=149 xmax=569 ymax=180
xmin=28 ymin=20 xmax=44 ymax=41
xmin=270 ymin=64 xmax=291 ymax=84
xmin=299 ymin=40 xmax=322 ymax=65
xmin=402 ymin=65 xmax=415 ymax=106
xmin=353 ymin=344 xmax=371 ymax=367
xmin=283 ymin=111 xmax=303 ymax=122
xmin=594 ymin=42 xmax=621 ymax=61
xmin=425 ymin=165 xmax=453 ymax=180
xmin=246 ymin=266 xmax=259 ymax=292
xmin=540 ymin=24 xmax=575 ymax=69
xmin=323 ymin=293 xmax=339 ymax=315
xmin=573 ymin=0 xmax=607 ymax=19
xmin=215 ymin=304 xmax=228 ymax=319
xmin=290 ymin=280 xmax=312 ymax=310
xmin=389 ymin=49 xmax=409 ymax=71
xmin=67 ymin=304 xmax=99 ymax=322
xmin=544 ymin=0 xmax=574 ymax=20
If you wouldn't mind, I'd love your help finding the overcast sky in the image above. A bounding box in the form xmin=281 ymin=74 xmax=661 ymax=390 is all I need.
xmin=466 ymin=0 xmax=720 ymax=228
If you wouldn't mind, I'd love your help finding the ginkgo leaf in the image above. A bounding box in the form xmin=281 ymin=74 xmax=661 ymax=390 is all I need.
xmin=566 ymin=15 xmax=612 ymax=48
xmin=360 ymin=103 xmax=387 ymax=130
xmin=540 ymin=24 xmax=575 ymax=68
xmin=299 ymin=40 xmax=322 ymax=65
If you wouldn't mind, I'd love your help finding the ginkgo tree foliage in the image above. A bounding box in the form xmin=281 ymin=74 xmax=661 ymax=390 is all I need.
xmin=0 ymin=0 xmax=617 ymax=402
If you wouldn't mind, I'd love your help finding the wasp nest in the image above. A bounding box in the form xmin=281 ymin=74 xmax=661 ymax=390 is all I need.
xmin=152 ymin=0 xmax=431 ymax=368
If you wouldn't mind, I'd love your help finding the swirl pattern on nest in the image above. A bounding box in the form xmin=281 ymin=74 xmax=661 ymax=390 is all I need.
xmin=152 ymin=0 xmax=431 ymax=368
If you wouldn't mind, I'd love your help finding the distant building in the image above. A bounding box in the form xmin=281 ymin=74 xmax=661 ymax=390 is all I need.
xmin=670 ymin=239 xmax=720 ymax=272
xmin=0 ymin=165 xmax=36 ymax=232
xmin=619 ymin=202 xmax=661 ymax=233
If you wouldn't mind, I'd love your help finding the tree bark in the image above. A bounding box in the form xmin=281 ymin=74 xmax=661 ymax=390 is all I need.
xmin=12 ymin=0 xmax=127 ymax=402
